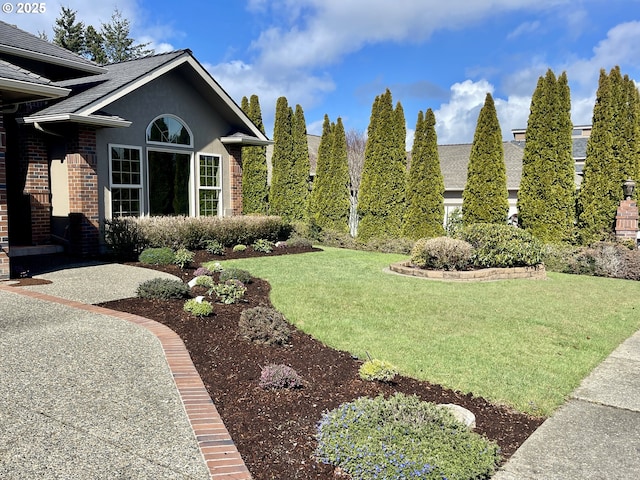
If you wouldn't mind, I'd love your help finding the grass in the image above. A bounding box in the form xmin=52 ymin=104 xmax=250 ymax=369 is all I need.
xmin=206 ymin=246 xmax=640 ymax=415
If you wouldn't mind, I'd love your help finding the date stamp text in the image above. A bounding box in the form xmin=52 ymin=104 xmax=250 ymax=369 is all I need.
xmin=2 ymin=3 xmax=46 ymax=14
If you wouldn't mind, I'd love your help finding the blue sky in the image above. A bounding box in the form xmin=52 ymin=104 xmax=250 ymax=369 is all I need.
xmin=9 ymin=0 xmax=640 ymax=145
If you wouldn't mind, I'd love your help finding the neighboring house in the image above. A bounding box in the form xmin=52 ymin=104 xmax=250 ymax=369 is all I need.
xmin=0 ymin=21 xmax=269 ymax=280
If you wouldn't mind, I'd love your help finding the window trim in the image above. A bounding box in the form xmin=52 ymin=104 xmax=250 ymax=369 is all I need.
xmin=145 ymin=114 xmax=194 ymax=148
xmin=108 ymin=143 xmax=143 ymax=218
xmin=197 ymin=152 xmax=223 ymax=217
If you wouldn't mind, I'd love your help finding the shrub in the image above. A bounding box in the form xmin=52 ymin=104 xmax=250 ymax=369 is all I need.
xmin=205 ymin=239 xmax=225 ymax=256
xmin=136 ymin=278 xmax=190 ymax=299
xmin=286 ymin=236 xmax=313 ymax=248
xmin=410 ymin=236 xmax=473 ymax=271
xmin=253 ymin=238 xmax=275 ymax=253
xmin=541 ymin=243 xmax=596 ymax=275
xmin=193 ymin=275 xmax=215 ymax=289
xmin=359 ymin=359 xmax=398 ymax=382
xmin=103 ymin=217 xmax=147 ymax=260
xmin=233 ymin=244 xmax=247 ymax=252
xmin=193 ymin=267 xmax=213 ymax=277
xmin=183 ymin=298 xmax=214 ymax=317
xmin=459 ymin=223 xmax=543 ymax=268
xmin=316 ymin=393 xmax=501 ymax=480
xmin=259 ymin=364 xmax=303 ymax=389
xmin=238 ymin=306 xmax=291 ymax=345
xmin=211 ymin=280 xmax=246 ymax=304
xmin=219 ymin=267 xmax=253 ymax=284
xmin=445 ymin=207 xmax=464 ymax=238
xmin=361 ymin=236 xmax=415 ymax=255
xmin=138 ymin=247 xmax=175 ymax=265
xmin=174 ymin=248 xmax=195 ymax=269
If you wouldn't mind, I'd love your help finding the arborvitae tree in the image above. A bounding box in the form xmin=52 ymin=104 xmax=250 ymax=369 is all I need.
xmin=240 ymin=95 xmax=268 ymax=214
xmin=578 ymin=67 xmax=640 ymax=243
xmin=320 ymin=117 xmax=350 ymax=232
xmin=517 ymin=70 xmax=575 ymax=243
xmin=462 ymin=93 xmax=508 ymax=224
xmin=53 ymin=6 xmax=85 ymax=54
xmin=289 ymin=104 xmax=311 ymax=221
xmin=358 ymin=89 xmax=407 ymax=241
xmin=269 ymin=97 xmax=294 ymax=218
xmin=308 ymin=115 xmax=334 ymax=224
xmin=100 ymin=9 xmax=153 ymax=63
xmin=402 ymin=108 xmax=445 ymax=239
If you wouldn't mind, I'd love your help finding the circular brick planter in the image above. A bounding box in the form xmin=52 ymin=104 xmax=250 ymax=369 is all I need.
xmin=389 ymin=261 xmax=546 ymax=282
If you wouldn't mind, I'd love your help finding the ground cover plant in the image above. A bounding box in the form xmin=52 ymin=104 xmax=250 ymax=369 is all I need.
xmin=100 ymin=245 xmax=543 ymax=479
xmin=212 ymin=246 xmax=640 ymax=415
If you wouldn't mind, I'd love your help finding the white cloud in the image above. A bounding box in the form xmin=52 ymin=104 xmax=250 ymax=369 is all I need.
xmin=507 ymin=20 xmax=542 ymax=40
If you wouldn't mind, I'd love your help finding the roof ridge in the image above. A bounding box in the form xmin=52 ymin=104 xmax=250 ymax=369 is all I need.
xmin=104 ymin=49 xmax=191 ymax=66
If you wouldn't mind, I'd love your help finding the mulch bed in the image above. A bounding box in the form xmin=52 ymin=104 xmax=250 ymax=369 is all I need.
xmin=95 ymin=246 xmax=544 ymax=479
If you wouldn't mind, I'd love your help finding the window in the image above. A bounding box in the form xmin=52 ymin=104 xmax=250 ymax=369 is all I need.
xmin=147 ymin=150 xmax=192 ymax=215
xmin=198 ymin=154 xmax=221 ymax=216
xmin=146 ymin=115 xmax=192 ymax=147
xmin=110 ymin=145 xmax=142 ymax=216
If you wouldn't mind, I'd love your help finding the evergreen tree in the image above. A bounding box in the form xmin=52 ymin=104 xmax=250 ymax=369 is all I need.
xmin=358 ymin=89 xmax=407 ymax=241
xmin=517 ymin=70 xmax=575 ymax=243
xmin=321 ymin=118 xmax=350 ymax=231
xmin=100 ymin=9 xmax=153 ymax=63
xmin=289 ymin=104 xmax=311 ymax=221
xmin=402 ymin=108 xmax=445 ymax=239
xmin=52 ymin=6 xmax=85 ymax=54
xmin=240 ymin=95 xmax=268 ymax=214
xmin=462 ymin=93 xmax=508 ymax=224
xmin=269 ymin=97 xmax=294 ymax=218
xmin=84 ymin=25 xmax=107 ymax=64
xmin=308 ymin=115 xmax=334 ymax=224
xmin=578 ymin=67 xmax=640 ymax=243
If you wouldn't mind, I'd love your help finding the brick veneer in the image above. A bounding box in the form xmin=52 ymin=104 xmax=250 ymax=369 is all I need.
xmin=0 ymin=96 xmax=8 ymax=280
xmin=228 ymin=145 xmax=243 ymax=215
xmin=615 ymin=199 xmax=639 ymax=241
xmin=23 ymin=131 xmax=51 ymax=244
xmin=0 ymin=284 xmax=253 ymax=479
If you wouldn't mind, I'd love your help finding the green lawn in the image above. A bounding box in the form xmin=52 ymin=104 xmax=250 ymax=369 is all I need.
xmin=206 ymin=246 xmax=640 ymax=415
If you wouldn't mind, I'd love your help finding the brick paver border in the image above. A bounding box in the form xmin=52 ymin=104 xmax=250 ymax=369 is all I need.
xmin=0 ymin=284 xmax=252 ymax=480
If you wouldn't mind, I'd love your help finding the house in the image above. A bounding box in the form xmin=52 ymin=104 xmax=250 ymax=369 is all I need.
xmin=0 ymin=21 xmax=269 ymax=280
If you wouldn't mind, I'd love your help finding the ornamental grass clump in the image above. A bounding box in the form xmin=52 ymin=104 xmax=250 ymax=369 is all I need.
xmin=410 ymin=236 xmax=473 ymax=271
xmin=315 ymin=393 xmax=501 ymax=480
xmin=138 ymin=247 xmax=175 ymax=265
xmin=136 ymin=278 xmax=190 ymax=299
xmin=259 ymin=364 xmax=302 ymax=389
xmin=211 ymin=279 xmax=246 ymax=304
xmin=359 ymin=358 xmax=398 ymax=382
xmin=238 ymin=306 xmax=291 ymax=345
xmin=183 ymin=298 xmax=213 ymax=317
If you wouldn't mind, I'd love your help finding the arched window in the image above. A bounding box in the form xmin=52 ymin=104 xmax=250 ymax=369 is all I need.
xmin=146 ymin=115 xmax=193 ymax=147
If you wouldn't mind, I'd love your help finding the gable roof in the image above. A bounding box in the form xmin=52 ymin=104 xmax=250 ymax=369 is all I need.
xmin=22 ymin=49 xmax=270 ymax=143
xmin=0 ymin=58 xmax=70 ymax=103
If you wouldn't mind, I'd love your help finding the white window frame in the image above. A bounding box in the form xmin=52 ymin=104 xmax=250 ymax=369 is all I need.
xmin=197 ymin=153 xmax=222 ymax=217
xmin=108 ymin=143 xmax=143 ymax=218
xmin=145 ymin=114 xmax=194 ymax=148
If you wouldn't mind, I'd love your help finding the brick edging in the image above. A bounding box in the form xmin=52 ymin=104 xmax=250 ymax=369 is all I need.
xmin=0 ymin=285 xmax=252 ymax=480
xmin=388 ymin=261 xmax=547 ymax=282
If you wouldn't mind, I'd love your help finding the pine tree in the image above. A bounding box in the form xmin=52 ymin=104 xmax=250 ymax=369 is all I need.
xmin=517 ymin=70 xmax=575 ymax=243
xmin=402 ymin=109 xmax=445 ymax=239
xmin=578 ymin=67 xmax=640 ymax=243
xmin=358 ymin=89 xmax=407 ymax=241
xmin=462 ymin=93 xmax=508 ymax=224
xmin=269 ymin=97 xmax=294 ymax=218
xmin=52 ymin=6 xmax=85 ymax=54
xmin=240 ymin=95 xmax=268 ymax=214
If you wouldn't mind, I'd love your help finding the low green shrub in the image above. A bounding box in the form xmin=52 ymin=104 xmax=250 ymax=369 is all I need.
xmin=211 ymin=279 xmax=246 ymax=304
xmin=359 ymin=359 xmax=399 ymax=382
xmin=259 ymin=364 xmax=303 ymax=389
xmin=253 ymin=239 xmax=275 ymax=253
xmin=136 ymin=278 xmax=190 ymax=299
xmin=238 ymin=306 xmax=291 ymax=345
xmin=410 ymin=236 xmax=473 ymax=270
xmin=183 ymin=298 xmax=213 ymax=317
xmin=361 ymin=236 xmax=415 ymax=255
xmin=286 ymin=236 xmax=313 ymax=248
xmin=103 ymin=217 xmax=147 ymax=260
xmin=138 ymin=247 xmax=175 ymax=265
xmin=205 ymin=239 xmax=225 ymax=255
xmin=174 ymin=248 xmax=194 ymax=269
xmin=316 ymin=393 xmax=501 ymax=480
xmin=233 ymin=244 xmax=247 ymax=252
xmin=445 ymin=207 xmax=464 ymax=238
xmin=219 ymin=267 xmax=253 ymax=284
xmin=193 ymin=275 xmax=215 ymax=289
xmin=459 ymin=223 xmax=543 ymax=268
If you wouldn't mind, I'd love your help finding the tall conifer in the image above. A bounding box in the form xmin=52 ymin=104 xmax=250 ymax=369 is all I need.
xmin=358 ymin=89 xmax=407 ymax=241
xmin=308 ymin=115 xmax=333 ymax=223
xmin=517 ymin=70 xmax=575 ymax=242
xmin=269 ymin=97 xmax=293 ymax=218
xmin=402 ymin=109 xmax=445 ymax=239
xmin=240 ymin=95 xmax=268 ymax=214
xmin=462 ymin=93 xmax=508 ymax=224
xmin=290 ymin=104 xmax=311 ymax=221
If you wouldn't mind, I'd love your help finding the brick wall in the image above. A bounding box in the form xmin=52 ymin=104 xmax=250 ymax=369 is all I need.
xmin=228 ymin=145 xmax=243 ymax=215
xmin=0 ymin=95 xmax=9 ymax=280
xmin=22 ymin=130 xmax=51 ymax=244
xmin=615 ymin=199 xmax=639 ymax=241
xmin=66 ymin=125 xmax=100 ymax=256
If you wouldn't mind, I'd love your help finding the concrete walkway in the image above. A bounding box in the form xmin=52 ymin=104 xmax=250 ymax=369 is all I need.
xmin=0 ymin=262 xmax=251 ymax=479
xmin=493 ymin=329 xmax=640 ymax=479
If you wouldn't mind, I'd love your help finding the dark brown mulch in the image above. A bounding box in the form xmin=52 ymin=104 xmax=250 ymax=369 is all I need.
xmin=99 ymin=245 xmax=544 ymax=480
